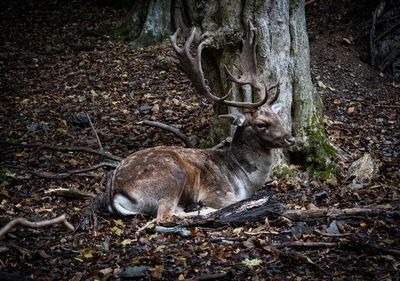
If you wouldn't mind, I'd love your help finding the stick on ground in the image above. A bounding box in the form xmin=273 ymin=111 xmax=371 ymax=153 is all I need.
xmin=0 ymin=214 xmax=74 ymax=238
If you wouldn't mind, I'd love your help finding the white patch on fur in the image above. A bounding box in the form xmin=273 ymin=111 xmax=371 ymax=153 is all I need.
xmin=197 ymin=190 xmax=208 ymax=203
xmin=112 ymin=194 xmax=139 ymax=216
xmin=233 ymin=175 xmax=248 ymax=199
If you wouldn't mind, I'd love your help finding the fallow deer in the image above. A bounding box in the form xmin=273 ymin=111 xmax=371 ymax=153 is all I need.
xmin=108 ymin=23 xmax=295 ymax=223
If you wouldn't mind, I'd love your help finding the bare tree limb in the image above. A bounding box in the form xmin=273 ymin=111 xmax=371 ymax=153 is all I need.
xmin=85 ymin=112 xmax=103 ymax=151
xmin=139 ymin=120 xmax=194 ymax=148
xmin=0 ymin=214 xmax=74 ymax=238
xmin=4 ymin=162 xmax=117 ymax=180
xmin=1 ymin=141 xmax=122 ymax=161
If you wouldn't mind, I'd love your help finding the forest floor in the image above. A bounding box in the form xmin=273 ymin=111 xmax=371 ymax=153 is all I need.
xmin=0 ymin=0 xmax=399 ymax=280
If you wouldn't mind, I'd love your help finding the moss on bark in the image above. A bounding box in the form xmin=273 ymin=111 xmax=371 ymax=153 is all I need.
xmin=303 ymin=115 xmax=337 ymax=179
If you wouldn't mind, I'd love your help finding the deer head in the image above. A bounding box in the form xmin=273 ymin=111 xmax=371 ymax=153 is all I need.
xmin=108 ymin=22 xmax=295 ymax=223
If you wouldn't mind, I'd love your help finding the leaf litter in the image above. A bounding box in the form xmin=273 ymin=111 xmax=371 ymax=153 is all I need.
xmin=0 ymin=0 xmax=399 ymax=280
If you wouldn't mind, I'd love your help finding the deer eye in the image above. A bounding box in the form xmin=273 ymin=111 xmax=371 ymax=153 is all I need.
xmin=255 ymin=123 xmax=269 ymax=129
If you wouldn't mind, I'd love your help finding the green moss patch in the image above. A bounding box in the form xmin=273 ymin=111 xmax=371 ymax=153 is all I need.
xmin=304 ymin=114 xmax=337 ymax=179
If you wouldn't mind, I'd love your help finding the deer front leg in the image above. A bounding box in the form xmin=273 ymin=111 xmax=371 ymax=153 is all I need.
xmin=156 ymin=197 xmax=180 ymax=224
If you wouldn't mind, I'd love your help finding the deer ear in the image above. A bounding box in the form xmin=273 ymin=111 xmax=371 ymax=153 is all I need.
xmin=219 ymin=113 xmax=247 ymax=126
xmin=271 ymin=103 xmax=283 ymax=113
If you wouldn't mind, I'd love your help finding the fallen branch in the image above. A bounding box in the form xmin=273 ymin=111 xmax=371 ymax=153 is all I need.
xmin=0 ymin=214 xmax=74 ymax=238
xmin=271 ymin=240 xmax=400 ymax=257
xmin=139 ymin=120 xmax=194 ymax=148
xmin=45 ymin=188 xmax=94 ymax=199
xmin=180 ymin=196 xmax=399 ymax=227
xmin=1 ymin=141 xmax=122 ymax=161
xmin=4 ymin=162 xmax=117 ymax=180
xmin=283 ymin=207 xmax=399 ymax=222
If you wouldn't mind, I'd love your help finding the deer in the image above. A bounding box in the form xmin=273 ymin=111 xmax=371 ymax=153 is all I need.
xmin=107 ymin=23 xmax=295 ymax=223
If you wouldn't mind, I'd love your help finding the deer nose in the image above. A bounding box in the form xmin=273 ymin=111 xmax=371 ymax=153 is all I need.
xmin=285 ymin=136 xmax=296 ymax=146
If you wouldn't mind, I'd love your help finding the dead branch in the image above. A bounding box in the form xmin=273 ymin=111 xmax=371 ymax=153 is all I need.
xmin=45 ymin=188 xmax=94 ymax=199
xmin=0 ymin=214 xmax=74 ymax=238
xmin=4 ymin=162 xmax=117 ymax=180
xmin=139 ymin=120 xmax=194 ymax=148
xmin=272 ymin=240 xmax=400 ymax=257
xmin=85 ymin=112 xmax=103 ymax=151
xmin=274 ymin=241 xmax=336 ymax=249
xmin=181 ymin=196 xmax=399 ymax=227
xmin=1 ymin=141 xmax=122 ymax=161
xmin=283 ymin=207 xmax=399 ymax=222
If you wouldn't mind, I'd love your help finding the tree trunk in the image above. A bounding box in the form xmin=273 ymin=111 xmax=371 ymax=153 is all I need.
xmin=183 ymin=0 xmax=335 ymax=176
xmin=118 ymin=0 xmax=191 ymax=47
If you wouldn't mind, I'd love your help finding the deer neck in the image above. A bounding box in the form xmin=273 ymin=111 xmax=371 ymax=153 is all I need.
xmin=227 ymin=126 xmax=273 ymax=190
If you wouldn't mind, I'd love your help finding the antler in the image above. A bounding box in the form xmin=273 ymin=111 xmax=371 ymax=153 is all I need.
xmin=171 ymin=24 xmax=275 ymax=109
xmin=224 ymin=21 xmax=279 ymax=105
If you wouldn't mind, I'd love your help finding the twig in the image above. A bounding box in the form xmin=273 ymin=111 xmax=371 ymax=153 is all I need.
xmin=369 ymin=104 xmax=400 ymax=108
xmin=136 ymin=218 xmax=157 ymax=235
xmin=85 ymin=112 xmax=103 ymax=151
xmin=274 ymin=241 xmax=336 ymax=249
xmin=45 ymin=188 xmax=94 ymax=199
xmin=313 ymin=230 xmax=352 ymax=237
xmin=305 ymin=0 xmax=317 ymax=5
xmin=191 ymin=272 xmax=229 ymax=281
xmin=0 ymin=141 xmax=122 ymax=161
xmin=4 ymin=162 xmax=117 ymax=180
xmin=139 ymin=120 xmax=194 ymax=148
xmin=0 ymin=214 xmax=74 ymax=238
xmin=211 ymin=137 xmax=232 ymax=149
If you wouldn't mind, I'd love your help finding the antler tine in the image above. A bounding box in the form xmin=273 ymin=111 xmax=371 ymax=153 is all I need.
xmin=170 ymin=25 xmax=271 ymax=109
xmin=184 ymin=28 xmax=196 ymax=57
xmin=171 ymin=28 xmax=183 ymax=54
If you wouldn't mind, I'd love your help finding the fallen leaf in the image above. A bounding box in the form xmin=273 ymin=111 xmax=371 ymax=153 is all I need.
xmin=347 ymin=106 xmax=355 ymax=113
xmin=111 ymin=226 xmax=123 ymax=236
xmin=317 ymin=80 xmax=327 ymax=89
xmin=342 ymin=37 xmax=353 ymax=45
xmin=121 ymin=239 xmax=132 ymax=245
xmin=242 ymin=258 xmax=262 ymax=269
xmin=81 ymin=248 xmax=93 ymax=259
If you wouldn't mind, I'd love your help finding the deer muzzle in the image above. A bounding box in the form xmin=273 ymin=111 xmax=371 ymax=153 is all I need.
xmin=284 ymin=136 xmax=296 ymax=146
